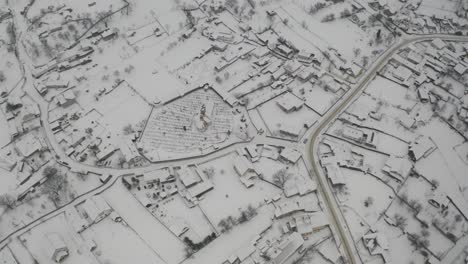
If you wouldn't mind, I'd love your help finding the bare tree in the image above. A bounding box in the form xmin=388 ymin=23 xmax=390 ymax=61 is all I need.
xmin=272 ymin=168 xmax=291 ymax=188
xmin=353 ymin=48 xmax=361 ymax=57
xmin=394 ymin=213 xmax=407 ymax=230
xmin=117 ymin=157 xmax=126 ymax=168
xmin=340 ymin=9 xmax=351 ymax=18
xmin=122 ymin=124 xmax=134 ymax=135
xmin=309 ymin=3 xmax=326 ymax=14
xmin=430 ymin=179 xmax=439 ymax=189
xmin=364 ymin=196 xmax=374 ymax=207
xmin=245 ymin=204 xmax=257 ymax=218
xmin=225 ymin=0 xmax=239 ymax=11
xmin=202 ymin=167 xmax=215 ymax=179
xmin=85 ymin=127 xmax=93 ymax=135
xmin=43 ymin=166 xmax=58 ymax=178
xmin=409 ymin=233 xmax=430 ymax=250
xmin=408 ymin=199 xmax=423 ymax=212
xmin=361 ymin=56 xmax=369 ymax=67
xmin=0 ymin=193 xmax=16 ymax=210
xmin=218 ymin=218 xmax=232 ymax=233
xmin=42 ymin=171 xmax=68 ymax=206
xmin=322 ymin=14 xmax=335 ymax=22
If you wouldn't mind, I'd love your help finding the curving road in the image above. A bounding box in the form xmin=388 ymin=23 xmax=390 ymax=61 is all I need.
xmin=5 ymin=7 xmax=468 ymax=262
xmin=305 ymin=33 xmax=468 ymax=264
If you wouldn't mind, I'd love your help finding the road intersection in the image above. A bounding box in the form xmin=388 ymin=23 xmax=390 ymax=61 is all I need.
xmin=306 ymin=33 xmax=468 ymax=264
xmin=4 ymin=12 xmax=468 ymax=261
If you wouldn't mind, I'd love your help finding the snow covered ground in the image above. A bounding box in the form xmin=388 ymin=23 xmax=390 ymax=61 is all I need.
xmin=1 ymin=0 xmax=468 ymax=263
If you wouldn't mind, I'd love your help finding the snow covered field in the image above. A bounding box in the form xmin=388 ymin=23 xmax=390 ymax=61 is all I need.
xmin=1 ymin=0 xmax=468 ymax=263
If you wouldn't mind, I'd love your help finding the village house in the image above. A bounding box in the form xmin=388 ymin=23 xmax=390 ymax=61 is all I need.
xmin=101 ymin=28 xmax=117 ymax=41
xmin=263 ymin=232 xmax=304 ymax=264
xmin=55 ymin=90 xmax=76 ymax=107
xmin=283 ymin=60 xmax=302 ymax=75
xmin=279 ymin=148 xmax=301 ymax=164
xmin=276 ymin=92 xmax=304 ymax=113
xmin=224 ymin=242 xmax=256 ymax=264
xmin=279 ymin=123 xmax=303 ymax=139
xmin=274 ymin=200 xmax=315 ymax=219
xmin=296 ymin=67 xmax=318 ymax=82
xmin=82 ymin=195 xmax=112 ymax=224
xmin=363 ymin=231 xmax=391 ymax=263
xmin=408 ymin=135 xmax=436 ymax=161
xmin=186 ymin=180 xmax=214 ymax=200
xmin=271 ymin=80 xmax=284 ymax=90
xmin=283 ymin=177 xmax=316 ymax=198
xmin=431 ymin=38 xmax=446 ymax=50
xmin=119 ymin=137 xmax=140 ymax=164
xmin=15 ymin=133 xmax=48 ymax=158
xmin=276 ymin=44 xmax=294 ymax=58
xmin=284 ymin=212 xmax=329 ymax=239
xmin=233 ymin=155 xmax=255 ymax=176
xmin=399 ymin=114 xmax=416 ymax=130
xmin=381 ymin=156 xmax=412 ymax=182
xmin=417 ymin=84 xmax=430 ymax=103
xmin=392 ymin=65 xmax=413 ymax=82
xmin=96 ymin=144 xmax=117 ymax=161
xmin=143 ymin=169 xmax=172 ymax=185
xmin=245 ymin=145 xmax=259 ymax=162
xmin=341 ymin=125 xmax=376 ymax=148
xmin=453 ymin=62 xmax=468 ymax=77
xmin=178 ymin=166 xmax=201 ymax=188
xmin=168 ymin=221 xmax=189 ymax=237
xmin=45 ymin=233 xmax=69 ymax=263
xmin=407 ymin=50 xmax=424 ymax=64
xmin=323 ymin=163 xmax=347 ymax=186
xmin=297 ymin=50 xmax=314 ymax=64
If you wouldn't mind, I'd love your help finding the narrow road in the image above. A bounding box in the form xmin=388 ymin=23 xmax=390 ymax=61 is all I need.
xmin=6 ymin=6 xmax=468 ymax=262
xmin=305 ymin=34 xmax=468 ymax=264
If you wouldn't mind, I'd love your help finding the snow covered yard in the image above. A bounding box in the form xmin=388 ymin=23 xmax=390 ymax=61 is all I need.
xmin=257 ymin=93 xmax=320 ymax=141
xmin=0 ymin=111 xmax=11 ymax=147
xmin=152 ymin=193 xmax=216 ymax=243
xmin=336 ymin=168 xmax=394 ymax=227
xmin=197 ymin=152 xmax=281 ymax=230
xmin=81 ymin=217 xmax=166 ymax=264
xmin=18 ymin=213 xmax=94 ymax=264
xmin=102 ymin=182 xmax=186 ymax=264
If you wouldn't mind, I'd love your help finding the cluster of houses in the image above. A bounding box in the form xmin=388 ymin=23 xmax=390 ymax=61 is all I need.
xmin=222 ymin=231 xmax=309 ymax=264
xmin=68 ymin=194 xmax=113 ymax=234
xmin=122 ymin=165 xmax=214 ymax=209
xmin=233 ymin=144 xmax=316 ymax=198
xmin=362 ymin=230 xmax=391 ymax=263
xmin=369 ymin=0 xmax=468 ymax=34
xmin=0 ymin=92 xmax=61 ymax=200
xmin=121 ymin=166 xmax=215 ymax=240
xmin=32 ymin=43 xmax=94 ymax=80
xmin=259 ymin=232 xmax=305 ymax=264
xmin=222 ymin=229 xmax=310 ymax=264
xmin=200 ymin=16 xmax=238 ymax=44
xmin=1 ymin=93 xmax=41 ymax=140
xmin=379 ymin=39 xmax=468 ymax=139
xmin=318 ymin=127 xmax=468 ymax=263
xmin=320 ymin=137 xmax=370 ymax=186
xmin=12 ymin=194 xmax=112 ymax=263
xmin=176 ymin=10 xmax=354 ymax=144
xmin=317 ymin=38 xmax=468 ymax=262
xmin=281 ymin=212 xmax=329 ymax=239
xmin=32 ymin=24 xmax=118 ymax=81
